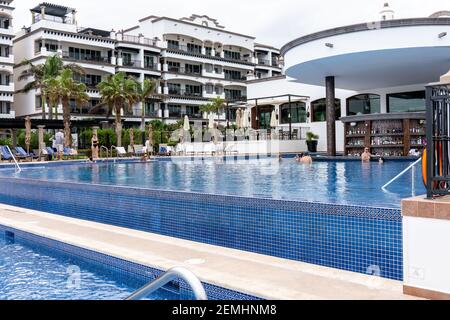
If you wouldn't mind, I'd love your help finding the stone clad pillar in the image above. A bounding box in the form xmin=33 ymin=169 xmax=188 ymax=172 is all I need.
xmin=326 ymin=76 xmax=336 ymax=156
xmin=37 ymin=125 xmax=45 ymax=161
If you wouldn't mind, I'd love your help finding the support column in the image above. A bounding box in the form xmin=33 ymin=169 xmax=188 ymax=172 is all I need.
xmin=326 ymin=76 xmax=336 ymax=156
xmin=37 ymin=125 xmax=45 ymax=161
xmin=11 ymin=129 xmax=17 ymax=148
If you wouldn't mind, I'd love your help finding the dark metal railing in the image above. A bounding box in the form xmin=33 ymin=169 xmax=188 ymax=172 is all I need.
xmin=425 ymin=83 xmax=450 ymax=198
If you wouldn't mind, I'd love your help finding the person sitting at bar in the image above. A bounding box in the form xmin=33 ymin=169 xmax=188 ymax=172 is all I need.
xmin=362 ymin=147 xmax=372 ymax=162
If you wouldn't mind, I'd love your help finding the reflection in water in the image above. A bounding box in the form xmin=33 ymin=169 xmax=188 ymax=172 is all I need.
xmin=3 ymin=159 xmax=426 ymax=208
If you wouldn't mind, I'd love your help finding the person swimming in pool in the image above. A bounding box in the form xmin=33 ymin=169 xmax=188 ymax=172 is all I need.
xmin=296 ymin=153 xmax=313 ymax=164
xmin=361 ymin=147 xmax=372 ymax=162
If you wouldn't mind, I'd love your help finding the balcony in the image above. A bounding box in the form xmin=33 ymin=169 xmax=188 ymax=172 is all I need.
xmin=0 ymin=110 xmax=15 ymax=119
xmin=167 ymin=66 xmax=202 ymax=76
xmin=122 ymin=60 xmax=141 ymax=68
xmin=257 ymin=58 xmax=271 ymax=66
xmin=62 ymin=52 xmax=111 ymax=64
xmin=165 ymin=44 xmax=254 ymax=65
xmin=168 ymin=89 xmax=203 ymax=98
xmin=224 ymin=75 xmax=247 ymax=82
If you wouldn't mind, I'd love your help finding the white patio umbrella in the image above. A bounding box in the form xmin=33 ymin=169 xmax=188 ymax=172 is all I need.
xmin=270 ymin=110 xmax=278 ymax=128
xmin=235 ymin=109 xmax=242 ymax=129
xmin=208 ymin=112 xmax=215 ymax=129
xmin=183 ymin=115 xmax=190 ymax=131
xmin=242 ymin=109 xmax=250 ymax=128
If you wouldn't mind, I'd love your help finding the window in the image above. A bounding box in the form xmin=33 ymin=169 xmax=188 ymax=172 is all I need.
xmin=205 ymin=84 xmax=214 ymax=94
xmin=225 ymin=89 xmax=243 ymax=101
xmin=311 ymin=99 xmax=341 ymax=122
xmin=168 ymin=104 xmax=181 ymax=118
xmin=168 ymin=83 xmax=181 ymax=95
xmin=167 ymin=61 xmax=180 ymax=73
xmin=144 ymin=55 xmax=155 ymax=69
xmin=185 ymin=64 xmax=201 ymax=75
xmin=185 ymin=85 xmax=202 ymax=97
xmin=204 ymin=64 xmax=213 ymax=73
xmin=280 ymin=102 xmax=307 ymax=124
xmin=387 ymin=91 xmax=426 ymax=113
xmin=73 ymin=74 xmax=102 ymax=87
xmin=205 ymin=47 xmax=212 ymax=56
xmin=144 ymin=101 xmax=156 ymax=116
xmin=187 ymin=43 xmax=201 ymax=54
xmin=0 ymin=101 xmax=10 ymax=114
xmin=167 ymin=40 xmax=179 ymax=50
xmin=347 ymin=94 xmax=380 ymax=116
xmin=224 ymin=69 xmax=242 ymax=80
xmin=224 ymin=50 xmax=241 ymax=61
xmin=215 ymin=86 xmax=223 ymax=95
xmin=35 ymin=95 xmax=42 ymax=110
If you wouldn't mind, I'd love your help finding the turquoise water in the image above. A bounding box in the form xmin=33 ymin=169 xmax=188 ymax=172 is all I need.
xmin=0 ymin=233 xmax=179 ymax=300
xmin=4 ymin=158 xmax=425 ymax=208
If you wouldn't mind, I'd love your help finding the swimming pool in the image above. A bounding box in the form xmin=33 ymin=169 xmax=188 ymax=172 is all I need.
xmin=1 ymin=158 xmax=425 ymax=209
xmin=0 ymin=158 xmax=419 ymax=281
xmin=0 ymin=228 xmax=180 ymax=300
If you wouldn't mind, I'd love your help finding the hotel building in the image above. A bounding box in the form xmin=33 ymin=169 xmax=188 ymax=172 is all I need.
xmin=0 ymin=0 xmax=14 ymax=119
xmin=13 ymin=3 xmax=283 ymax=125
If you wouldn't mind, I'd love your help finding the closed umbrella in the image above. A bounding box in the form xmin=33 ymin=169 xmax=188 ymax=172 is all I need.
xmin=208 ymin=112 xmax=215 ymax=129
xmin=270 ymin=110 xmax=277 ymax=128
xmin=183 ymin=115 xmax=190 ymax=131
xmin=235 ymin=109 xmax=242 ymax=129
xmin=25 ymin=116 xmax=31 ymax=154
xmin=129 ymin=128 xmax=134 ymax=148
xmin=147 ymin=125 xmax=153 ymax=155
xmin=242 ymin=109 xmax=250 ymax=128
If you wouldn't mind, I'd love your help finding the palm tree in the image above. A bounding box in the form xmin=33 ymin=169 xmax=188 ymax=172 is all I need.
xmin=137 ymin=78 xmax=158 ymax=144
xmin=45 ymin=69 xmax=89 ymax=147
xmin=97 ymin=72 xmax=139 ymax=147
xmin=200 ymin=96 xmax=226 ymax=115
xmin=18 ymin=55 xmax=85 ymax=120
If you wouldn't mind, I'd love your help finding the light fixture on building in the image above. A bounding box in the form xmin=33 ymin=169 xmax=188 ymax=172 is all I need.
xmin=325 ymin=43 xmax=334 ymax=48
xmin=438 ymin=32 xmax=447 ymax=38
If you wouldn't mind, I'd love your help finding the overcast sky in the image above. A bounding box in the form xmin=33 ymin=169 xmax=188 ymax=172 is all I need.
xmin=13 ymin=0 xmax=449 ymax=47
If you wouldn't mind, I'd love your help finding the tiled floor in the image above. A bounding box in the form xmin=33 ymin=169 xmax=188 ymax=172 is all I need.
xmin=0 ymin=204 xmax=419 ymax=300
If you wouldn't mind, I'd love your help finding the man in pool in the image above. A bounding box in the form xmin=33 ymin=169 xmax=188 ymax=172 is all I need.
xmin=296 ymin=153 xmax=313 ymax=164
xmin=54 ymin=130 xmax=64 ymax=160
xmin=361 ymin=147 xmax=372 ymax=162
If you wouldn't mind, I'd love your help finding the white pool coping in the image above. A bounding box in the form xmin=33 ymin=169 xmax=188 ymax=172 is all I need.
xmin=0 ymin=204 xmax=419 ymax=300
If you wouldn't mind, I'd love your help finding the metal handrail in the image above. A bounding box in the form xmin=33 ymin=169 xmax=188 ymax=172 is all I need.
xmin=5 ymin=146 xmax=21 ymax=173
xmin=382 ymin=157 xmax=422 ymax=192
xmin=125 ymin=267 xmax=207 ymax=300
xmin=100 ymin=146 xmax=109 ymax=159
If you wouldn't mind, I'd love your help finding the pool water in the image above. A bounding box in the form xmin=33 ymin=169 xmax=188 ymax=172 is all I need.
xmin=6 ymin=158 xmax=425 ymax=208
xmin=0 ymin=232 xmax=179 ymax=300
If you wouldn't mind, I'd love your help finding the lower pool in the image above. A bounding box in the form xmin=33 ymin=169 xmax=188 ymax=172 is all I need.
xmin=0 ymin=231 xmax=179 ymax=300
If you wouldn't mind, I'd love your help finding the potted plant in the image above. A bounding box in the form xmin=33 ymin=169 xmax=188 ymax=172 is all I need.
xmin=306 ymin=132 xmax=319 ymax=153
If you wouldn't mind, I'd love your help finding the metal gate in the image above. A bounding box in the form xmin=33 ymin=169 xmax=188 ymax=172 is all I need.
xmin=426 ymin=83 xmax=450 ymax=198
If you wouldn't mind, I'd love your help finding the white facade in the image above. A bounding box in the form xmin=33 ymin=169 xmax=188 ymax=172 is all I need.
xmin=245 ymin=13 xmax=450 ymax=153
xmin=247 ymin=76 xmax=356 ymax=153
xmin=13 ymin=6 xmax=283 ymax=124
xmin=0 ymin=0 xmax=14 ymax=119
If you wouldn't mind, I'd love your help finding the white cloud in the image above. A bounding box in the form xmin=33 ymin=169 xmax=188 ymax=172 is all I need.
xmin=14 ymin=0 xmax=449 ymax=48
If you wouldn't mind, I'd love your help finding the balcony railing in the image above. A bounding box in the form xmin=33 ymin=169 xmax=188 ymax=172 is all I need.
xmin=62 ymin=52 xmax=110 ymax=64
xmin=167 ymin=66 xmax=202 ymax=76
xmin=257 ymin=58 xmax=271 ymax=66
xmin=224 ymin=75 xmax=247 ymax=81
xmin=166 ymin=44 xmax=254 ymax=64
xmin=122 ymin=60 xmax=141 ymax=68
xmin=168 ymin=89 xmax=203 ymax=98
xmin=121 ymin=34 xmax=157 ymax=46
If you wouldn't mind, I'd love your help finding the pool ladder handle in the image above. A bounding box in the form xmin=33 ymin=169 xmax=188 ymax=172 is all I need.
xmin=110 ymin=146 xmax=118 ymax=163
xmin=100 ymin=146 xmax=109 ymax=160
xmin=125 ymin=267 xmax=208 ymax=301
xmin=5 ymin=146 xmax=21 ymax=173
xmin=381 ymin=157 xmax=422 ymax=194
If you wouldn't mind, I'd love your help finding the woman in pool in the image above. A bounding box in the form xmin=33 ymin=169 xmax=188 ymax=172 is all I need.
xmin=361 ymin=147 xmax=372 ymax=162
xmin=296 ymin=153 xmax=313 ymax=164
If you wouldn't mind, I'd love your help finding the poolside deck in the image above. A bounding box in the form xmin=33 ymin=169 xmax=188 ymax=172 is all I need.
xmin=0 ymin=204 xmax=419 ymax=300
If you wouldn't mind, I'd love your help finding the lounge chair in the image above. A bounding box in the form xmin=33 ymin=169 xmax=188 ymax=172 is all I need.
xmin=116 ymin=147 xmax=128 ymax=157
xmin=0 ymin=146 xmax=13 ymax=161
xmin=15 ymin=147 xmax=38 ymax=161
xmin=133 ymin=145 xmax=145 ymax=156
xmin=46 ymin=147 xmax=56 ymax=160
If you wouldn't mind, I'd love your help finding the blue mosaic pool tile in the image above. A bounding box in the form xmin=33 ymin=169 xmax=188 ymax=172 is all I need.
xmin=0 ymin=176 xmax=403 ymax=281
